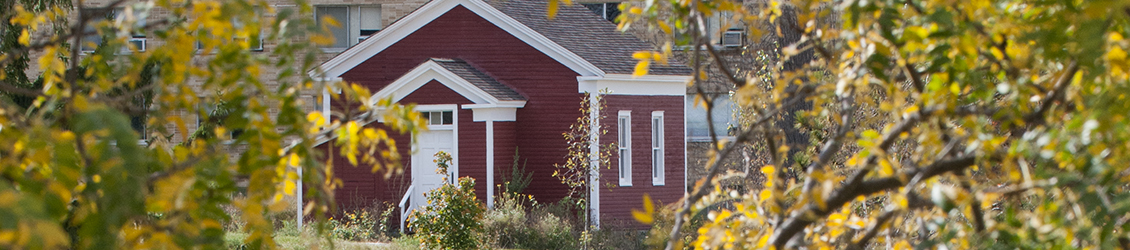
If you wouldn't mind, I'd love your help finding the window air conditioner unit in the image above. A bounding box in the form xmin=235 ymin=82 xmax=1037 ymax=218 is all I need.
xmin=721 ymin=30 xmax=744 ymax=47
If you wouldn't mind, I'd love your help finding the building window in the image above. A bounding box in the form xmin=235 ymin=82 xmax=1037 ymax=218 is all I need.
xmin=618 ymin=110 xmax=632 ymax=186
xmin=316 ymin=5 xmax=381 ymax=50
xmin=686 ymin=94 xmax=737 ymax=141
xmin=583 ymin=2 xmax=621 ymax=22
xmin=422 ymin=111 xmax=454 ymax=125
xmin=359 ymin=7 xmax=381 ymax=43
xmin=83 ymin=7 xmax=147 ymax=53
xmin=707 ymin=11 xmax=745 ymax=47
xmin=232 ymin=11 xmax=264 ymax=51
xmin=651 ymin=111 xmax=664 ymax=186
xmin=197 ymin=101 xmax=244 ymax=140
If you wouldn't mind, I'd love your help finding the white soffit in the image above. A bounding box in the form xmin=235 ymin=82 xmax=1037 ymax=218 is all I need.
xmin=577 ymin=74 xmax=690 ymax=96
xmin=313 ymin=0 xmax=605 ymax=79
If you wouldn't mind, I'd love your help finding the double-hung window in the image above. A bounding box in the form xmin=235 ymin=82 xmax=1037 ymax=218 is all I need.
xmin=316 ymin=5 xmax=381 ymax=50
xmin=618 ymin=110 xmax=632 ymax=186
xmin=651 ymin=111 xmax=664 ymax=186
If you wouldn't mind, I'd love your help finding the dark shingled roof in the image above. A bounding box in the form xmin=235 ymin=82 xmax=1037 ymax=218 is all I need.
xmin=430 ymin=58 xmax=527 ymax=101
xmin=487 ymin=0 xmax=692 ymax=75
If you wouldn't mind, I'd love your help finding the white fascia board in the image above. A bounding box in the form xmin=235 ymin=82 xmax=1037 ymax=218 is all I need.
xmin=577 ymin=74 xmax=691 ymax=96
xmin=314 ymin=0 xmax=604 ymax=79
xmin=460 ymin=101 xmax=527 ymax=109
xmin=466 ymin=106 xmax=518 ymax=122
xmin=370 ymin=60 xmax=500 ymax=105
xmin=314 ymin=76 xmax=343 ymax=82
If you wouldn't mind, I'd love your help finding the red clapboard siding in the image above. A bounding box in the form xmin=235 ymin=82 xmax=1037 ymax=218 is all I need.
xmin=493 ymin=121 xmax=518 ymax=195
xmin=338 ymin=5 xmax=580 ymax=204
xmin=600 ymin=95 xmax=685 ymax=229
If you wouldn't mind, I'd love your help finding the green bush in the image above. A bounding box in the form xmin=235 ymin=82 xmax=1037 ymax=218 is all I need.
xmin=411 ymin=176 xmax=485 ymax=249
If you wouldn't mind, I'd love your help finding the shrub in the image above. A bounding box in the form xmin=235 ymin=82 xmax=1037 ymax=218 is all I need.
xmin=411 ymin=176 xmax=485 ymax=249
xmin=481 ymin=192 xmax=577 ymax=249
xmin=329 ymin=210 xmax=378 ymax=241
xmin=501 ymin=148 xmax=533 ymax=195
xmin=327 ymin=200 xmax=398 ymax=242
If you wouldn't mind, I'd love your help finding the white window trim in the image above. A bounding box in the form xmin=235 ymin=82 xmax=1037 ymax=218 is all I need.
xmin=415 ymin=104 xmax=459 ymax=179
xmin=651 ymin=111 xmax=664 ymax=186
xmin=618 ymin=110 xmax=632 ymax=186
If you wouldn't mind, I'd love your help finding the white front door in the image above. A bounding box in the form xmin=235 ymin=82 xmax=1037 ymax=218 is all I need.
xmin=410 ymin=109 xmax=456 ymax=213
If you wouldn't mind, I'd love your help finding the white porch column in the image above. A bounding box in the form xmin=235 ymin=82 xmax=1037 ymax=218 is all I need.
xmin=588 ymin=92 xmax=601 ymax=228
xmin=486 ymin=120 xmax=495 ymax=209
xmin=465 ymin=105 xmax=521 ymax=209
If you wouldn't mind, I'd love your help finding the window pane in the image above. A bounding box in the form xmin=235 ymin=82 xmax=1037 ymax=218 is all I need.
xmin=429 ymin=112 xmax=441 ymax=125
xmin=686 ymin=95 xmax=736 ymax=139
xmin=421 ymin=112 xmax=430 ymax=122
xmin=654 ymin=150 xmax=661 ymax=177
xmin=604 ymin=3 xmax=621 ymax=22
xmin=442 ymin=111 xmax=453 ymax=125
xmin=620 ymin=149 xmax=628 ymax=175
xmin=82 ymin=9 xmax=110 ymax=51
xmin=317 ymin=6 xmax=349 ymax=48
xmin=619 ymin=117 xmax=627 ymax=146
xmin=360 ymin=6 xmax=381 ymax=31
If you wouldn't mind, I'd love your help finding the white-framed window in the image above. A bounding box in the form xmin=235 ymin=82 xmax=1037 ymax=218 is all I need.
xmin=421 ymin=111 xmax=454 ymax=126
xmin=316 ymin=5 xmax=381 ymax=50
xmin=618 ymin=110 xmax=632 ymax=186
xmin=706 ymin=11 xmax=745 ymax=47
xmin=686 ymin=94 xmax=737 ymax=141
xmin=232 ymin=10 xmax=264 ymax=51
xmin=82 ymin=7 xmax=147 ymax=53
xmin=651 ymin=111 xmax=664 ymax=186
xmin=582 ymin=2 xmax=621 ymax=22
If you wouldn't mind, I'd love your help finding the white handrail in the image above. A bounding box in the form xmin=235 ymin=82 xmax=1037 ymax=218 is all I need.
xmin=398 ymin=185 xmax=414 ymax=233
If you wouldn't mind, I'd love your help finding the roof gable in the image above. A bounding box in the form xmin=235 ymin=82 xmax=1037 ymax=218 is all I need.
xmin=490 ymin=1 xmax=691 ymax=75
xmin=430 ymin=59 xmax=526 ymax=101
xmin=371 ymin=58 xmax=527 ymax=108
xmin=316 ymin=0 xmax=605 ymax=79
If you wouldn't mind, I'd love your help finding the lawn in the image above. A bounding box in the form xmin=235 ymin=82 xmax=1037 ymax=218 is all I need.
xmin=223 ymin=231 xmax=418 ymax=250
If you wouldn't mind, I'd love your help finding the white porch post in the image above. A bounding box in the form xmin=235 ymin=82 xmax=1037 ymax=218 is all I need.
xmin=486 ymin=120 xmax=495 ymax=209
xmin=588 ymin=92 xmax=601 ymax=229
xmin=296 ymin=167 xmax=303 ymax=231
xmin=467 ymin=106 xmax=522 ymax=209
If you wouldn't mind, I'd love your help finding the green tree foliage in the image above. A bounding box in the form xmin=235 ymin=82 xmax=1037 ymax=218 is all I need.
xmin=619 ymin=0 xmax=1130 ymax=249
xmin=0 ymin=0 xmax=425 ymax=248
xmin=411 ymin=151 xmax=485 ymax=250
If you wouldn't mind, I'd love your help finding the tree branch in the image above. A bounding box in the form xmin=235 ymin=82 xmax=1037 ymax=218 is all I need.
xmin=1023 ymin=60 xmax=1078 ymax=126
xmin=664 ymin=83 xmax=815 ymax=250
xmin=771 ymin=154 xmax=978 ymax=248
xmin=847 ymin=208 xmax=899 ymax=250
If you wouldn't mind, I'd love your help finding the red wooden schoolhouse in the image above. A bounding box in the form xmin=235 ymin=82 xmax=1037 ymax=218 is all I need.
xmin=313 ymin=0 xmax=691 ymax=229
